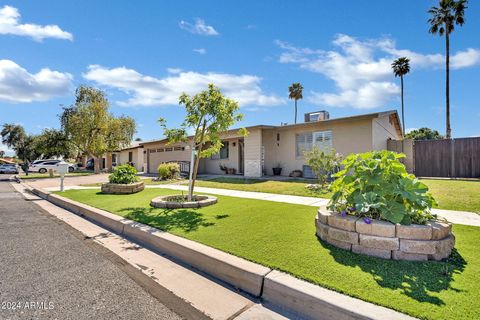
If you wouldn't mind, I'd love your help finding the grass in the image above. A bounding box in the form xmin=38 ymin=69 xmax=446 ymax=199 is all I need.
xmin=59 ymin=188 xmax=480 ymax=320
xmin=19 ymin=171 xmax=94 ymax=180
xmin=421 ymin=179 xmax=480 ymax=213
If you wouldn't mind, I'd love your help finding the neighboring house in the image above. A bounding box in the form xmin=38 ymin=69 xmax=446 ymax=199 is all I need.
xmin=95 ymin=143 xmax=145 ymax=172
xmin=139 ymin=110 xmax=402 ymax=178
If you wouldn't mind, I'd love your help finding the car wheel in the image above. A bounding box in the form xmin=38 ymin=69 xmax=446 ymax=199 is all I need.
xmin=68 ymin=166 xmax=74 ymax=173
xmin=39 ymin=168 xmax=47 ymax=174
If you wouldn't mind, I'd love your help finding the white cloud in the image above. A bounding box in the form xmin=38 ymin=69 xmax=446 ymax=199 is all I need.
xmin=0 ymin=5 xmax=73 ymax=41
xmin=179 ymin=18 xmax=218 ymax=36
xmin=83 ymin=65 xmax=284 ymax=107
xmin=193 ymin=48 xmax=206 ymax=55
xmin=277 ymin=34 xmax=480 ymax=109
xmin=0 ymin=59 xmax=72 ymax=103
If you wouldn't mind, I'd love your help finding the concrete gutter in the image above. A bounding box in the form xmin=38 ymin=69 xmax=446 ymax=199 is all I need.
xmin=31 ymin=186 xmax=416 ymax=320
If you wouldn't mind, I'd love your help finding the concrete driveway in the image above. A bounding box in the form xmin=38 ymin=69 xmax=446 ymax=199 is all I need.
xmin=23 ymin=173 xmax=110 ymax=189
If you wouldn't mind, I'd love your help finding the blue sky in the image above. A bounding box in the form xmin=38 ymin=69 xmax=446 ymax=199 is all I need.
xmin=1 ymin=1 xmax=479 ymax=155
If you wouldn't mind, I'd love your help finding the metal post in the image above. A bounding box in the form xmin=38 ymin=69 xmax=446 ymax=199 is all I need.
xmin=60 ymin=175 xmax=65 ymax=192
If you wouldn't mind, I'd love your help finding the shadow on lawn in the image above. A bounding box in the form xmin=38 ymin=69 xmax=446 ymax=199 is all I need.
xmin=118 ymin=207 xmax=215 ymax=232
xmin=200 ymin=177 xmax=313 ymax=185
xmin=317 ymin=237 xmax=466 ymax=305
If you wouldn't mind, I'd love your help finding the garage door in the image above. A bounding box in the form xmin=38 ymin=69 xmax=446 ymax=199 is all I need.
xmin=147 ymin=148 xmax=191 ymax=174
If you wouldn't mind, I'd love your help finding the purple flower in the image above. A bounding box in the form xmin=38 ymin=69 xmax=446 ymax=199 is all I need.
xmin=349 ymin=207 xmax=356 ymax=212
xmin=340 ymin=210 xmax=347 ymax=217
xmin=364 ymin=217 xmax=372 ymax=224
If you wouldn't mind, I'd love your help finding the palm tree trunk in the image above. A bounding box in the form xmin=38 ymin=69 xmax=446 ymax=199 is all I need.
xmin=446 ymin=31 xmax=451 ymax=139
xmin=294 ymin=100 xmax=298 ymax=124
xmin=401 ymin=75 xmax=405 ymax=137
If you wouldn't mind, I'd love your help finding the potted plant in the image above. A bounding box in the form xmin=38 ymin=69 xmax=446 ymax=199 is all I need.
xmin=101 ymin=164 xmax=144 ymax=194
xmin=272 ymin=162 xmax=282 ymax=176
xmin=316 ymin=151 xmax=454 ymax=261
xmin=227 ymin=167 xmax=236 ymax=175
xmin=219 ymin=163 xmax=228 ymax=174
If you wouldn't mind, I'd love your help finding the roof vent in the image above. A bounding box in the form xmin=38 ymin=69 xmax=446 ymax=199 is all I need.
xmin=305 ymin=111 xmax=329 ymax=122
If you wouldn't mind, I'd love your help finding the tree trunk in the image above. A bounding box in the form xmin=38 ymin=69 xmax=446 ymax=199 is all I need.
xmin=294 ymin=100 xmax=298 ymax=124
xmin=445 ymin=31 xmax=451 ymax=139
xmin=94 ymin=156 xmax=101 ymax=174
xmin=401 ymin=75 xmax=405 ymax=137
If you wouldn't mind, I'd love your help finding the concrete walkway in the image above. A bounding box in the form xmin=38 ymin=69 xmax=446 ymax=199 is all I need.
xmin=42 ymin=183 xmax=480 ymax=227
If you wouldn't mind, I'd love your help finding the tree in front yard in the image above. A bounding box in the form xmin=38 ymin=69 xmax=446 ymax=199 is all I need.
xmin=61 ymin=86 xmax=136 ymax=173
xmin=391 ymin=57 xmax=410 ymax=137
xmin=405 ymin=127 xmax=444 ymax=140
xmin=288 ymin=82 xmax=303 ymax=124
xmin=159 ymin=84 xmax=246 ymax=201
xmin=428 ymin=0 xmax=468 ymax=139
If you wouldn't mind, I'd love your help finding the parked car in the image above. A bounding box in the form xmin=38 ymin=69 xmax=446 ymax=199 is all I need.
xmin=0 ymin=164 xmax=19 ymax=174
xmin=29 ymin=160 xmax=76 ymax=173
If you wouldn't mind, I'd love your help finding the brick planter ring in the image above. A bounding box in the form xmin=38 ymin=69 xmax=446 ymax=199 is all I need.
xmin=150 ymin=195 xmax=217 ymax=209
xmin=101 ymin=181 xmax=145 ymax=194
xmin=315 ymin=206 xmax=454 ymax=261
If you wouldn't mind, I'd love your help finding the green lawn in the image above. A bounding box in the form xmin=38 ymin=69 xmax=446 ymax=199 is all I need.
xmin=420 ymin=179 xmax=480 ymax=213
xmin=58 ymin=188 xmax=480 ymax=320
xmin=19 ymin=171 xmax=94 ymax=180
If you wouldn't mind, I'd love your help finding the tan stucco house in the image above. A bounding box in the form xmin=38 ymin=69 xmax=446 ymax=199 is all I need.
xmin=137 ymin=110 xmax=402 ymax=178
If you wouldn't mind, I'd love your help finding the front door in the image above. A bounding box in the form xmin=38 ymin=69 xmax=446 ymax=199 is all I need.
xmin=238 ymin=140 xmax=244 ymax=174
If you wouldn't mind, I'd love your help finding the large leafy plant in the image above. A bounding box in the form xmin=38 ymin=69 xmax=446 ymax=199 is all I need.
xmin=328 ymin=151 xmax=436 ymax=225
xmin=109 ymin=164 xmax=140 ymax=184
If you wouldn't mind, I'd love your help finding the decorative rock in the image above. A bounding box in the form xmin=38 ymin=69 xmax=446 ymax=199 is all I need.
xmin=359 ymin=234 xmax=399 ymax=251
xmin=429 ymin=234 xmax=455 ymax=261
xmin=150 ymin=195 xmax=217 ymax=209
xmin=428 ymin=221 xmax=452 ymax=240
xmin=326 ymin=237 xmax=352 ymax=251
xmin=315 ymin=218 xmax=329 ymax=240
xmin=396 ymin=224 xmax=432 ymax=240
xmin=101 ymin=182 xmax=144 ymax=194
xmin=317 ymin=207 xmax=331 ymax=224
xmin=392 ymin=251 xmax=428 ymax=261
xmin=328 ymin=226 xmax=358 ymax=244
xmin=328 ymin=214 xmax=358 ymax=231
xmin=355 ymin=219 xmax=396 ymax=238
xmin=352 ymin=245 xmax=391 ymax=259
xmin=400 ymin=239 xmax=437 ymax=255
xmin=315 ymin=206 xmax=455 ymax=261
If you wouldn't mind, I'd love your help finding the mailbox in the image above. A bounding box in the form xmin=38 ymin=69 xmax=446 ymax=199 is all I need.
xmin=55 ymin=161 xmax=70 ymax=175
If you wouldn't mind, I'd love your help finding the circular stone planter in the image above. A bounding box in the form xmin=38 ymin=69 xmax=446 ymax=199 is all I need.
xmin=150 ymin=195 xmax=217 ymax=209
xmin=315 ymin=206 xmax=454 ymax=261
xmin=101 ymin=181 xmax=144 ymax=194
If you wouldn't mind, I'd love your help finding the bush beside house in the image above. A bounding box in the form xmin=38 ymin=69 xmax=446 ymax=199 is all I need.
xmin=101 ymin=164 xmax=144 ymax=194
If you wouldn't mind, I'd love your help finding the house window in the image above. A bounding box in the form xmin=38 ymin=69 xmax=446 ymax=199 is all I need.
xmin=128 ymin=151 xmax=133 ymax=162
xmin=211 ymin=141 xmax=229 ymax=160
xmin=149 ymin=149 xmax=157 ymax=153
xmin=165 ymin=147 xmax=173 ymax=152
xmin=174 ymin=146 xmax=183 ymax=151
xmin=296 ymin=130 xmax=333 ymax=156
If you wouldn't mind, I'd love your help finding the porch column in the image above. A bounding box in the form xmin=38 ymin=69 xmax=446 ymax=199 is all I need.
xmin=244 ymin=128 xmax=263 ymax=177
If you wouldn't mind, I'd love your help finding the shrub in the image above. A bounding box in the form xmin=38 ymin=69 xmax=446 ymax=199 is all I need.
xmin=328 ymin=151 xmax=436 ymax=225
xmin=108 ymin=164 xmax=140 ymax=184
xmin=304 ymin=147 xmax=342 ymax=190
xmin=157 ymin=162 xmax=180 ymax=180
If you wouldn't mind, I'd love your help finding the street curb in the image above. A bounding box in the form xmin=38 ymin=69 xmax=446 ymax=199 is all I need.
xmin=31 ymin=186 xmax=416 ymax=320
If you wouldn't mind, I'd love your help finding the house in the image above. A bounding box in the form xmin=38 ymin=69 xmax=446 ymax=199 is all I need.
xmin=113 ymin=143 xmax=145 ymax=172
xmin=140 ymin=109 xmax=402 ymax=178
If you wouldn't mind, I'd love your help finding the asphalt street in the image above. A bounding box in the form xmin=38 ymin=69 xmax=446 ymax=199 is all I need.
xmin=0 ymin=180 xmax=185 ymax=320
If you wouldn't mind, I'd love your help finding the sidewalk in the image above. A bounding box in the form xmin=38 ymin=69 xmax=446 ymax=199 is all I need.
xmin=43 ymin=183 xmax=480 ymax=227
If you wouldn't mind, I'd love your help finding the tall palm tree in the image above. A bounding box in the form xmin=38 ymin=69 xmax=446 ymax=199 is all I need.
xmin=428 ymin=0 xmax=468 ymax=139
xmin=288 ymin=82 xmax=303 ymax=124
xmin=391 ymin=57 xmax=410 ymax=137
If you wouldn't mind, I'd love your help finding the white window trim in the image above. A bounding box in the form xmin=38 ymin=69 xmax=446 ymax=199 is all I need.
xmin=295 ymin=130 xmax=333 ymax=158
